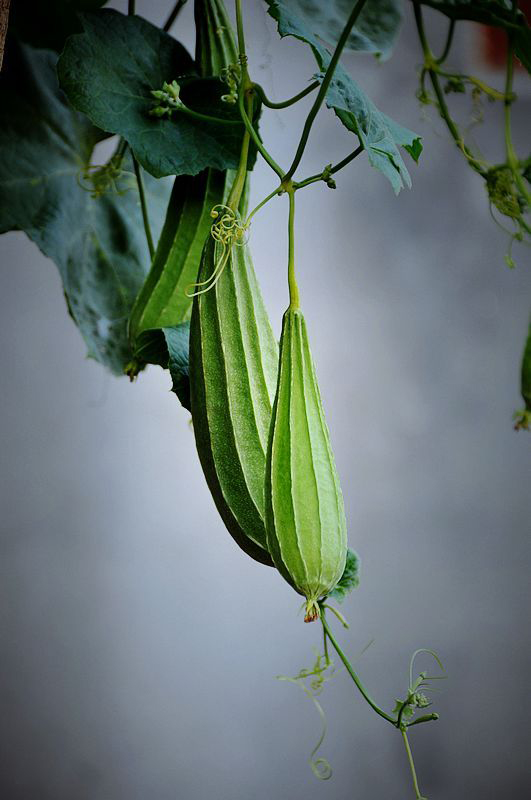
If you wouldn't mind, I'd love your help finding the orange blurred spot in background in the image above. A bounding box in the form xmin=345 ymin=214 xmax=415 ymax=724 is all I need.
xmin=481 ymin=0 xmax=530 ymax=68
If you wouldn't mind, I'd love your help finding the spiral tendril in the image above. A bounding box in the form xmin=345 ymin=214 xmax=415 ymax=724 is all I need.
xmin=277 ymin=650 xmax=336 ymax=781
xmin=187 ymin=205 xmax=248 ymax=298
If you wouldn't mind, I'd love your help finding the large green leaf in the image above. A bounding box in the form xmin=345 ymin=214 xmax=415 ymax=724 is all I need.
xmin=0 ymin=42 xmax=171 ymax=376
xmin=417 ymin=1 xmax=531 ymax=73
xmin=58 ymin=9 xmax=248 ymax=178
xmin=7 ymin=0 xmax=107 ymax=52
xmin=265 ymin=1 xmax=422 ymax=192
xmin=323 ymin=61 xmax=422 ymax=194
xmin=265 ymin=0 xmax=402 ymax=61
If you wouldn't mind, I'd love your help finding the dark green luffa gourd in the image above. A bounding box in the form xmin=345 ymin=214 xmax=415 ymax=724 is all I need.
xmin=190 ymin=233 xmax=278 ymax=565
xmin=265 ymin=307 xmax=347 ymax=618
xmin=128 ymin=0 xmax=240 ymax=355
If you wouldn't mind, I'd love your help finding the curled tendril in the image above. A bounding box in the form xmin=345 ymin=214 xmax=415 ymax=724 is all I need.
xmin=409 ymin=648 xmax=445 ymax=689
xmin=393 ymin=648 xmax=446 ymax=728
xmin=277 ymin=651 xmax=336 ymax=780
xmin=220 ymin=63 xmax=240 ymax=105
xmin=186 ymin=205 xmax=248 ymax=298
xmin=77 ymin=154 xmax=132 ymax=198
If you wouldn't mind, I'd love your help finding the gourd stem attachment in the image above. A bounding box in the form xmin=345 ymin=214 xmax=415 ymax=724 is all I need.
xmin=132 ymin=153 xmax=155 ymax=259
xmin=401 ymin=729 xmax=426 ymax=800
xmin=252 ymin=80 xmax=320 ymax=110
xmin=319 ymin=607 xmax=396 ymax=725
xmin=284 ymin=0 xmax=370 ymax=182
xmin=286 ymin=185 xmax=299 ymax=310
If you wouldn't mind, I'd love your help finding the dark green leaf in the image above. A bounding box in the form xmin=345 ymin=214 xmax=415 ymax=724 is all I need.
xmin=8 ymin=0 xmax=107 ymax=52
xmin=264 ymin=1 xmax=421 ymax=192
xmin=57 ymin=9 xmax=248 ymax=178
xmin=329 ymin=548 xmax=360 ymax=602
xmin=418 ymin=0 xmax=518 ymax=26
xmin=132 ymin=325 xmax=191 ymax=411
xmin=164 ymin=324 xmax=191 ymax=410
xmin=265 ymin=0 xmax=402 ymax=61
xmin=0 ymin=42 xmax=171 ymax=375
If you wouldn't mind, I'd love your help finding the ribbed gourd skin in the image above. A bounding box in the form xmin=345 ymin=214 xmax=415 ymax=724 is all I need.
xmin=129 ymin=0 xmax=239 ymax=346
xmin=194 ymin=0 xmax=238 ymax=76
xmin=189 ymin=238 xmax=279 ymax=565
xmin=265 ymin=308 xmax=347 ymax=614
xmin=129 ymin=169 xmax=231 ymax=340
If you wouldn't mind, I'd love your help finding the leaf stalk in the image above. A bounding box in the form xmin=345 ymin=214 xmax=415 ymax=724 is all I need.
xmin=283 ymin=0 xmax=370 ymax=182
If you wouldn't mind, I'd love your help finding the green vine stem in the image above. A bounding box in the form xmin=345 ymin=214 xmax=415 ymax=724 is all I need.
xmin=245 ymin=185 xmax=283 ymax=225
xmin=504 ymin=21 xmax=531 ymax=206
xmin=436 ymin=68 xmax=508 ymax=102
xmin=233 ymin=0 xmax=370 ymax=215
xmin=287 ymin=184 xmax=300 ymax=310
xmin=252 ymin=80 xmax=320 ymax=110
xmin=436 ymin=18 xmax=455 ymax=64
xmin=176 ymin=106 xmax=242 ymax=125
xmin=132 ymin=152 xmax=155 ymax=259
xmin=294 ymin=145 xmax=365 ymax=190
xmin=283 ymin=0 xmax=369 ymax=182
xmin=402 ymin=729 xmax=427 ymax=800
xmin=235 ymin=0 xmax=285 ymax=179
xmin=237 ymin=83 xmax=285 ymax=179
xmin=320 ymin=606 xmax=438 ymax=798
xmin=226 ymin=97 xmax=252 ymax=212
xmin=125 ymin=0 xmax=154 ymax=258
xmin=319 ymin=607 xmax=396 ymax=724
xmin=412 ymin=0 xmax=486 ymax=176
xmin=163 ymin=0 xmax=188 ymax=32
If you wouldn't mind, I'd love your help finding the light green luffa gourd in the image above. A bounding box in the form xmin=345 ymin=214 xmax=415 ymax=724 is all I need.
xmin=265 ymin=307 xmax=347 ymax=620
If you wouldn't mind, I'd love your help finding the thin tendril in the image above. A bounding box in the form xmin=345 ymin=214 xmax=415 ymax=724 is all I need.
xmin=409 ymin=648 xmax=445 ymax=691
xmin=186 ymin=205 xmax=247 ymax=297
xmin=277 ymin=651 xmax=335 ymax=780
xmin=321 ymin=603 xmax=349 ymax=628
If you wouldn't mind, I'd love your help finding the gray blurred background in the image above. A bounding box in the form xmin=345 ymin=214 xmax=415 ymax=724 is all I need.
xmin=1 ymin=1 xmax=530 ymax=798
